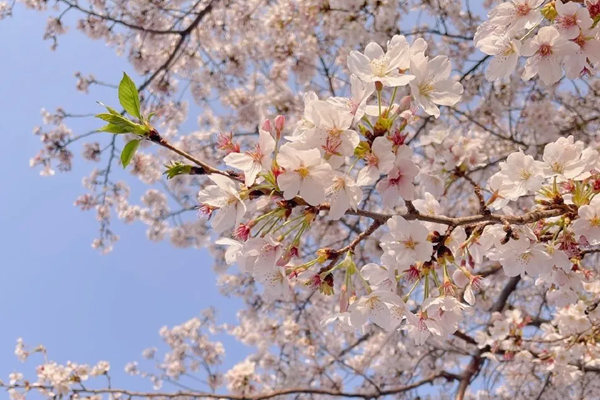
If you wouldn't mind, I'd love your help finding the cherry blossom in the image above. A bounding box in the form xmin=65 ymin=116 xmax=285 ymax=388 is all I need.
xmin=522 ymin=26 xmax=579 ymax=85
xmin=347 ymin=37 xmax=415 ymax=87
xmin=276 ymin=145 xmax=333 ymax=205
xmin=327 ymin=173 xmax=363 ymax=220
xmin=554 ymin=0 xmax=593 ymax=40
xmin=573 ymin=196 xmax=600 ymax=244
xmin=380 ymin=216 xmax=433 ymax=269
xmin=197 ymin=175 xmax=246 ymax=233
xmin=408 ymin=53 xmax=464 ymax=118
xmin=224 ymin=128 xmax=275 ymax=186
xmin=356 ymin=136 xmax=395 ymax=186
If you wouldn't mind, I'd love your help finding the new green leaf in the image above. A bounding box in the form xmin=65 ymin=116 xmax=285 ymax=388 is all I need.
xmin=118 ymin=73 xmax=141 ymax=120
xmin=163 ymin=161 xmax=193 ymax=179
xmin=95 ymin=113 xmax=148 ymax=135
xmin=121 ymin=139 xmax=141 ymax=168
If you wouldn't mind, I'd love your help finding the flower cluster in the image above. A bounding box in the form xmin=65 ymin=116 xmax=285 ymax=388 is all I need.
xmin=477 ymin=0 xmax=600 ymax=84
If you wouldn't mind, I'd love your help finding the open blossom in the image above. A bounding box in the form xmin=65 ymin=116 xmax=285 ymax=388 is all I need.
xmin=488 ymin=0 xmax=544 ymax=35
xmin=412 ymin=192 xmax=446 ymax=233
xmin=276 ymin=145 xmax=333 ymax=206
xmin=497 ymin=242 xmax=552 ymax=277
xmin=197 ymin=175 xmax=246 ymax=233
xmin=478 ymin=35 xmax=521 ymax=81
xmin=349 ymin=290 xmax=404 ymax=331
xmin=572 ymin=196 xmax=600 ymax=244
xmin=408 ymin=53 xmax=463 ymax=118
xmin=224 ymin=128 xmax=275 ymax=186
xmin=356 ymin=136 xmax=395 ymax=186
xmin=422 ymin=296 xmax=467 ymax=336
xmin=376 ymin=153 xmax=420 ymax=207
xmin=498 ymin=150 xmax=545 ymax=196
xmin=522 ymin=26 xmax=579 ymax=85
xmin=380 ymin=216 xmax=433 ymax=269
xmin=554 ymin=1 xmax=593 ymax=40
xmin=564 ymin=27 xmax=600 ymax=79
xmin=542 ymin=135 xmax=592 ymax=180
xmin=244 ymin=235 xmax=284 ymax=274
xmin=347 ymin=37 xmax=415 ymax=87
xmin=304 ymin=100 xmax=360 ymax=168
xmin=327 ymin=173 xmax=363 ymax=220
xmin=361 ymin=263 xmax=396 ymax=291
xmin=327 ymin=74 xmax=374 ymax=124
xmin=403 ymin=308 xmax=443 ymax=345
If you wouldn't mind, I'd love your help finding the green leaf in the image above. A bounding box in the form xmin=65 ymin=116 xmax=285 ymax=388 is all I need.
xmin=98 ymin=124 xmax=134 ymax=134
xmin=121 ymin=139 xmax=141 ymax=168
xmin=163 ymin=161 xmax=193 ymax=179
xmin=95 ymin=113 xmax=149 ymax=135
xmin=118 ymin=73 xmax=141 ymax=120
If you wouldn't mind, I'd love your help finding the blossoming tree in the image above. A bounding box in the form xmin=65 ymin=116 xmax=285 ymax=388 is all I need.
xmin=4 ymin=0 xmax=600 ymax=399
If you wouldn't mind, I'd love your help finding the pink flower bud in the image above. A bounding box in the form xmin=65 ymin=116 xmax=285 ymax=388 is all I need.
xmin=397 ymin=96 xmax=412 ymax=114
xmin=274 ymin=115 xmax=285 ymax=133
xmin=261 ymin=119 xmax=272 ymax=133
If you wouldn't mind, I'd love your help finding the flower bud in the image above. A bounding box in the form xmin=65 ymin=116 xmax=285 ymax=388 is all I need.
xmin=452 ymin=269 xmax=469 ymax=288
xmin=274 ymin=115 xmax=285 ymax=133
xmin=396 ymin=95 xmax=412 ymax=114
xmin=261 ymin=119 xmax=272 ymax=133
xmin=541 ymin=2 xmax=557 ymax=21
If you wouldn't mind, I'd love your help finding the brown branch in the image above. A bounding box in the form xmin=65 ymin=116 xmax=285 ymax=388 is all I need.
xmin=138 ymin=0 xmax=217 ymax=92
xmin=4 ymin=373 xmax=457 ymax=399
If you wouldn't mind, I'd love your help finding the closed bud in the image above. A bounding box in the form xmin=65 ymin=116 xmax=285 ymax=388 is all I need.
xmin=274 ymin=115 xmax=285 ymax=133
xmin=316 ymin=248 xmax=336 ymax=264
xmin=397 ymin=95 xmax=412 ymax=114
xmin=541 ymin=2 xmax=557 ymax=21
xmin=261 ymin=119 xmax=272 ymax=133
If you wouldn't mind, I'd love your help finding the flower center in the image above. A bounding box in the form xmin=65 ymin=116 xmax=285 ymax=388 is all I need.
xmin=558 ymin=15 xmax=577 ymax=29
xmin=519 ymin=169 xmax=532 ymax=180
xmin=332 ymin=176 xmax=346 ymax=190
xmin=517 ymin=252 xmax=532 ymax=265
xmin=551 ymin=161 xmax=564 ymax=174
xmin=322 ymin=134 xmax=343 ymax=159
xmin=369 ymin=56 xmax=389 ymax=77
xmin=401 ymin=238 xmax=416 ymax=250
xmin=346 ymin=99 xmax=359 ymax=115
xmin=247 ymin=145 xmax=263 ymax=162
xmin=365 ymin=152 xmax=379 ymax=166
xmin=590 ymin=216 xmax=600 ymax=227
xmin=574 ymin=34 xmax=586 ymax=48
xmin=296 ymin=165 xmax=310 ymax=178
xmin=419 ymin=82 xmax=435 ymax=96
xmin=539 ymin=44 xmax=553 ymax=57
xmin=501 ymin=43 xmax=516 ymax=56
xmin=516 ymin=3 xmax=530 ymax=16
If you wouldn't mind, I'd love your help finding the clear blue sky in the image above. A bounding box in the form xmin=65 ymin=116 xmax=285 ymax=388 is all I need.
xmin=0 ymin=4 xmax=244 ymax=392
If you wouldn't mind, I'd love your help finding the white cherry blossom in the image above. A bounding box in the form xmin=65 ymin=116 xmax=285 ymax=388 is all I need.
xmin=347 ymin=38 xmax=415 ymax=87
xmin=197 ymin=175 xmax=246 ymax=233
xmin=276 ymin=145 xmax=333 ymax=205
xmin=224 ymin=128 xmax=275 ymax=186
xmin=408 ymin=53 xmax=464 ymax=118
xmin=522 ymin=26 xmax=579 ymax=85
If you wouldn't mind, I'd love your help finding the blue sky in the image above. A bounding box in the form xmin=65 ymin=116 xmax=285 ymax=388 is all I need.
xmin=0 ymin=4 xmax=244 ymax=393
